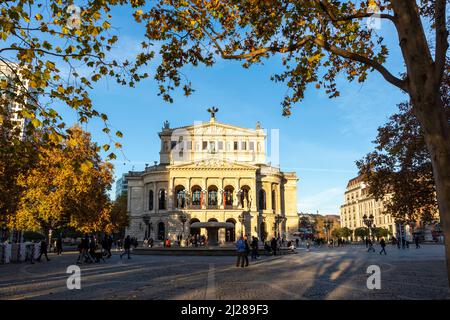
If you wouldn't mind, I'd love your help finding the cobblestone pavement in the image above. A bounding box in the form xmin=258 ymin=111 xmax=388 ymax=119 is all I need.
xmin=0 ymin=244 xmax=449 ymax=300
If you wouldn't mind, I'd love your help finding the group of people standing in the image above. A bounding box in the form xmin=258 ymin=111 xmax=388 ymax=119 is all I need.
xmin=236 ymin=236 xmax=274 ymax=268
xmin=76 ymin=234 xmax=113 ymax=264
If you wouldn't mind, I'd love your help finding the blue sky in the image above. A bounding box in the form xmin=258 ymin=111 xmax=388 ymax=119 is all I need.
xmin=60 ymin=8 xmax=408 ymax=215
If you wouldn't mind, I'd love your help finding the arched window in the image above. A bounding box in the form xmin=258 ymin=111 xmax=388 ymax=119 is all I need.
xmin=272 ymin=189 xmax=276 ymax=210
xmin=224 ymin=186 xmax=234 ymax=207
xmin=191 ymin=186 xmax=202 ymax=205
xmin=259 ymin=189 xmax=266 ymax=210
xmin=158 ymin=222 xmax=165 ymax=240
xmin=148 ymin=190 xmax=154 ymax=210
xmin=208 ymin=186 xmax=218 ymax=206
xmin=159 ymin=189 xmax=166 ymax=210
xmin=175 ymin=185 xmax=186 ymax=209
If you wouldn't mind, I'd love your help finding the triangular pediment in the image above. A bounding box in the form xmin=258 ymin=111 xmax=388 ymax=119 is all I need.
xmin=161 ymin=120 xmax=264 ymax=137
xmin=168 ymin=158 xmax=258 ymax=170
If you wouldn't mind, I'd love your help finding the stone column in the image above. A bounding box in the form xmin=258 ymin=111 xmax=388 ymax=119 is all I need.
xmin=250 ymin=181 xmax=257 ymax=212
xmin=168 ymin=177 xmax=174 ymax=210
xmin=152 ymin=182 xmax=156 ymax=213
xmin=276 ymin=183 xmax=281 ymax=215
xmin=155 ymin=183 xmax=159 ymax=214
xmin=219 ymin=178 xmax=224 ymax=209
xmin=265 ymin=182 xmax=272 ymax=213
xmin=202 ymin=178 xmax=207 ymax=209
xmin=235 ymin=178 xmax=240 ymax=208
xmin=187 ymin=177 xmax=191 ymax=206
xmin=127 ymin=187 xmax=132 ymax=213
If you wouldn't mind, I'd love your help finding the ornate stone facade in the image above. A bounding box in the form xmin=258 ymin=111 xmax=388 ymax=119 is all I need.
xmin=125 ymin=113 xmax=298 ymax=244
xmin=340 ymin=175 xmax=397 ymax=237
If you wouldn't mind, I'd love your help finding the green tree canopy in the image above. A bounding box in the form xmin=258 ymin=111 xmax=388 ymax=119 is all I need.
xmin=354 ymin=227 xmax=369 ymax=239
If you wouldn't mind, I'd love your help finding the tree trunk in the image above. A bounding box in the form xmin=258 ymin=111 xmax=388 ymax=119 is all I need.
xmin=391 ymin=0 xmax=450 ymax=286
xmin=413 ymin=97 xmax=450 ymax=286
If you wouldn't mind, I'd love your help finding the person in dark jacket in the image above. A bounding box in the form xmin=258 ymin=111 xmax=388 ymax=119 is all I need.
xmin=89 ymin=236 xmax=100 ymax=262
xmin=250 ymin=237 xmax=259 ymax=260
xmin=270 ymin=237 xmax=278 ymax=256
xmin=243 ymin=235 xmax=250 ymax=266
xmin=379 ymin=238 xmax=387 ymax=255
xmin=415 ymin=236 xmax=421 ymax=249
xmin=120 ymin=235 xmax=132 ymax=259
xmin=36 ymin=239 xmax=50 ymax=262
xmin=56 ymin=236 xmax=63 ymax=255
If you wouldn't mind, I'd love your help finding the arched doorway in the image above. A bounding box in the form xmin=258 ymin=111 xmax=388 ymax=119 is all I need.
xmin=189 ymin=218 xmax=201 ymax=237
xmin=260 ymin=222 xmax=267 ymax=242
xmin=225 ymin=218 xmax=236 ymax=242
xmin=157 ymin=222 xmax=165 ymax=240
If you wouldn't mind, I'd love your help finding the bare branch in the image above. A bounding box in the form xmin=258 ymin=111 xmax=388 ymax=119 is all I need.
xmin=312 ymin=37 xmax=407 ymax=91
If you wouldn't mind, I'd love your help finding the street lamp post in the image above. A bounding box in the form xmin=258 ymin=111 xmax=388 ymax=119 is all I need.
xmin=238 ymin=212 xmax=245 ymax=237
xmin=323 ymin=219 xmax=333 ymax=244
xmin=362 ymin=214 xmax=375 ymax=240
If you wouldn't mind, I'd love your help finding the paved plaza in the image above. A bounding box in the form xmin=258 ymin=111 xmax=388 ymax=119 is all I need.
xmin=0 ymin=244 xmax=449 ymax=300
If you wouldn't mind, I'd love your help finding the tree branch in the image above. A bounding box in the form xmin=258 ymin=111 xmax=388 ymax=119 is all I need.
xmin=435 ymin=0 xmax=448 ymax=84
xmin=315 ymin=0 xmax=396 ymax=24
xmin=213 ymin=34 xmax=407 ymax=91
xmin=312 ymin=37 xmax=407 ymax=91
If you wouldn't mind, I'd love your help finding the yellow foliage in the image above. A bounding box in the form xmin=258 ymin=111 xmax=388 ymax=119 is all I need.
xmin=13 ymin=126 xmax=116 ymax=233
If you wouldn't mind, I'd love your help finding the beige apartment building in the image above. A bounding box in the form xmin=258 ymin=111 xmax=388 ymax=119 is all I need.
xmin=125 ymin=110 xmax=299 ymax=244
xmin=340 ymin=175 xmax=397 ymax=238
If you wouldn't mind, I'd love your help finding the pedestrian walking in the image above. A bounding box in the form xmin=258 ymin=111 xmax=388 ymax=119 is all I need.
xmin=415 ymin=236 xmax=421 ymax=249
xmin=120 ymin=235 xmax=132 ymax=259
xmin=379 ymin=238 xmax=387 ymax=255
xmin=295 ymin=238 xmax=300 ymax=248
xmin=36 ymin=239 xmax=50 ymax=262
xmin=56 ymin=236 xmax=63 ymax=255
xmin=367 ymin=239 xmax=375 ymax=253
xmin=235 ymin=236 xmax=247 ymax=268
